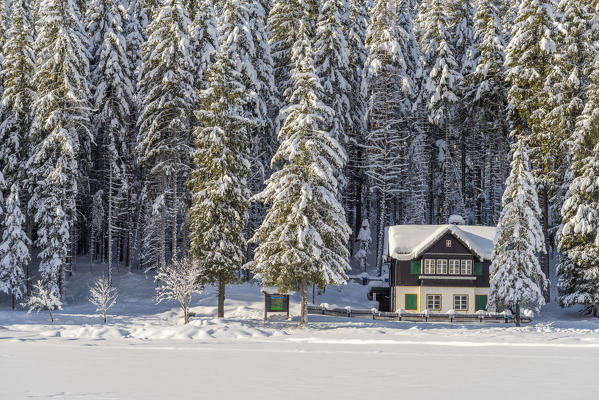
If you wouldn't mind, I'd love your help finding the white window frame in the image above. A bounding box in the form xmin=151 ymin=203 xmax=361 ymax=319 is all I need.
xmin=461 ymin=259 xmax=473 ymax=275
xmin=427 ymin=295 xmax=441 ymax=311
xmin=454 ymin=295 xmax=468 ymax=311
xmin=436 ymin=259 xmax=447 ymax=274
xmin=424 ymin=259 xmax=435 ymax=274
xmin=448 ymin=259 xmax=460 ymax=275
xmin=446 ymin=239 xmax=452 ymax=247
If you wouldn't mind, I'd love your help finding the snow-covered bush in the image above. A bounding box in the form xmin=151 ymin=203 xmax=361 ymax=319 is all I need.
xmin=21 ymin=280 xmax=63 ymax=323
xmin=154 ymin=256 xmax=201 ymax=324
xmin=89 ymin=275 xmax=118 ymax=323
xmin=355 ymin=219 xmax=372 ymax=273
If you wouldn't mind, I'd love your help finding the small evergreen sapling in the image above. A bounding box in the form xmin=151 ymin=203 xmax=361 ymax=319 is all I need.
xmin=154 ymin=256 xmax=200 ymax=324
xmin=89 ymin=275 xmax=118 ymax=323
xmin=22 ymin=280 xmax=63 ymax=323
xmin=355 ymin=219 xmax=371 ymax=273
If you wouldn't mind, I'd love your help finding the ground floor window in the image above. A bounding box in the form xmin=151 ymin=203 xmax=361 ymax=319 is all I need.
xmin=427 ymin=295 xmax=441 ymax=311
xmin=454 ymin=295 xmax=468 ymax=311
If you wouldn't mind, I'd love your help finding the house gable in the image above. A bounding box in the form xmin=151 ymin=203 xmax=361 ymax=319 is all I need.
xmin=420 ymin=232 xmax=474 ymax=257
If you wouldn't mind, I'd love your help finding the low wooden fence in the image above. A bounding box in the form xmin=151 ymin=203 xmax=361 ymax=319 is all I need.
xmin=307 ymin=305 xmax=531 ymax=324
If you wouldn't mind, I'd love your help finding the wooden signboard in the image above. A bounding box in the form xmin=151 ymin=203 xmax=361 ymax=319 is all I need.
xmin=263 ymin=293 xmax=290 ymax=320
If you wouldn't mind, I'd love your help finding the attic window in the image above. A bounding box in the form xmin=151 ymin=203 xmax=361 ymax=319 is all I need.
xmin=446 ymin=240 xmax=452 ymax=248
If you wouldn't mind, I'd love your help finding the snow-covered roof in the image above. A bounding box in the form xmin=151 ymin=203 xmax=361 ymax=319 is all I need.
xmin=387 ymin=224 xmax=497 ymax=262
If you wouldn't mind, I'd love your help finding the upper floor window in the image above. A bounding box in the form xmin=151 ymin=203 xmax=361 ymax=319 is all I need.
xmin=436 ymin=259 xmax=447 ymax=274
xmin=448 ymin=259 xmax=460 ymax=275
xmin=446 ymin=240 xmax=452 ymax=247
xmin=424 ymin=259 xmax=435 ymax=274
xmin=461 ymin=259 xmax=473 ymax=275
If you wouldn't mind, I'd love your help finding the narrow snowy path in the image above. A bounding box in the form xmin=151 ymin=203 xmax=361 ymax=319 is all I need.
xmin=2 ymin=337 xmax=598 ymax=400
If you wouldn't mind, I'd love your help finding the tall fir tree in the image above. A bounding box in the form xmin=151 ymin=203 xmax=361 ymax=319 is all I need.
xmin=505 ymin=0 xmax=558 ymax=291
xmin=268 ymin=0 xmax=319 ymax=105
xmin=28 ymin=0 xmax=91 ymax=297
xmin=468 ymin=0 xmax=510 ymax=225
xmin=0 ymin=0 xmax=36 ymax=188
xmin=249 ymin=22 xmax=351 ymax=327
xmin=420 ymin=0 xmax=464 ymax=223
xmin=188 ymin=0 xmax=218 ymax=91
xmin=363 ymin=0 xmax=418 ymax=275
xmin=557 ymin=1 xmax=599 ymax=316
xmin=544 ymin=0 xmax=594 ymax=233
xmin=343 ymin=0 xmax=368 ymax=244
xmin=0 ymin=184 xmax=30 ymax=309
xmin=87 ymin=0 xmax=135 ymax=284
xmin=136 ymin=0 xmax=195 ymax=269
xmin=489 ymin=142 xmax=548 ymax=326
xmin=189 ymin=0 xmax=255 ymax=319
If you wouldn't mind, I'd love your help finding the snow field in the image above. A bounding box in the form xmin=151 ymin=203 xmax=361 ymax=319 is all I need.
xmin=1 ymin=269 xmax=599 ymax=399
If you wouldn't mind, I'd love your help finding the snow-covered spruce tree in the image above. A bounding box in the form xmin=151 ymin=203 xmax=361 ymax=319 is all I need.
xmin=0 ymin=184 xmax=30 ymax=309
xmin=342 ymin=0 xmax=368 ymax=241
xmin=355 ymin=218 xmax=371 ymax=273
xmin=28 ymin=0 xmax=91 ymax=297
xmin=268 ymin=0 xmax=319 ymax=105
xmin=189 ymin=0 xmax=254 ymax=319
xmin=557 ymin=11 xmax=599 ymax=316
xmin=505 ymin=0 xmax=557 ymax=287
xmin=545 ymin=0 xmax=595 ymax=233
xmin=420 ymin=0 xmax=465 ymax=223
xmin=467 ymin=0 xmax=509 ymax=225
xmin=136 ymin=0 xmax=195 ymax=269
xmin=489 ymin=142 xmax=548 ymax=327
xmin=248 ymin=22 xmax=351 ymax=327
xmin=314 ymin=0 xmax=351 ymax=146
xmin=87 ymin=0 xmax=134 ymax=285
xmin=363 ymin=0 xmax=418 ymax=275
xmin=154 ymin=256 xmax=200 ymax=324
xmin=188 ymin=0 xmax=218 ymax=91
xmin=22 ymin=280 xmax=63 ymax=323
xmin=0 ymin=0 xmax=35 ymax=189
xmin=89 ymin=274 xmax=118 ymax=323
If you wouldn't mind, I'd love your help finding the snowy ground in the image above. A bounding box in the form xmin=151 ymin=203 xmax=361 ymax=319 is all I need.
xmin=1 ymin=265 xmax=599 ymax=399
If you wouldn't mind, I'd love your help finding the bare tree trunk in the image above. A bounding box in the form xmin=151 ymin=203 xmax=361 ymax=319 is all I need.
xmin=542 ymin=190 xmax=551 ymax=303
xmin=26 ymin=215 xmax=33 ymax=295
xmin=172 ymin=176 xmax=178 ymax=261
xmin=183 ymin=300 xmax=189 ymax=324
xmin=217 ymin=278 xmax=225 ymax=318
xmin=49 ymin=308 xmax=54 ymax=324
xmin=514 ymin=302 xmax=521 ymax=327
xmin=299 ymin=278 xmax=308 ymax=327
xmin=376 ymin=195 xmax=386 ymax=277
xmin=594 ymin=304 xmax=598 ymax=318
xmin=108 ymin=166 xmax=113 ymax=286
xmin=12 ymin=294 xmax=15 ymax=310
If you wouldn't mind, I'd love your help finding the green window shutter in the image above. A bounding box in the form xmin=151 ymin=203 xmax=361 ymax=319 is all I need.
xmin=410 ymin=260 xmax=421 ymax=274
xmin=475 ymin=295 xmax=487 ymax=311
xmin=405 ymin=294 xmax=417 ymax=310
xmin=474 ymin=262 xmax=483 ymax=276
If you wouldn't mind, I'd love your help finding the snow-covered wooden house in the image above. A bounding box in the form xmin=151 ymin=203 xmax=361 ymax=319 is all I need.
xmin=387 ymin=224 xmax=496 ymax=314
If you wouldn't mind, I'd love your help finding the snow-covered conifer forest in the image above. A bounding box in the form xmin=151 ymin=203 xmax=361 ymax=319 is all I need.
xmin=1 ymin=0 xmax=599 ymax=397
